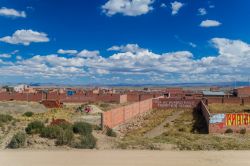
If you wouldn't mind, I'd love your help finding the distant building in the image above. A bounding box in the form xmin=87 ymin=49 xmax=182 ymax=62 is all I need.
xmin=202 ymin=91 xmax=225 ymax=97
xmin=14 ymin=84 xmax=28 ymax=93
xmin=234 ymin=86 xmax=250 ymax=97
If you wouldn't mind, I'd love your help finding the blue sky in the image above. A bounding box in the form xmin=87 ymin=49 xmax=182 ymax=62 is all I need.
xmin=0 ymin=0 xmax=250 ymax=85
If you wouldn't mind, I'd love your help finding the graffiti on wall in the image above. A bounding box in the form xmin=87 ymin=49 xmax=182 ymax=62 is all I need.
xmin=226 ymin=113 xmax=250 ymax=126
xmin=210 ymin=114 xmax=225 ymax=124
xmin=154 ymin=99 xmax=198 ymax=108
xmin=209 ymin=113 xmax=250 ymax=127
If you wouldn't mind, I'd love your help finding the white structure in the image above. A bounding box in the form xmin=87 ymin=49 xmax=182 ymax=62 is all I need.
xmin=14 ymin=84 xmax=28 ymax=93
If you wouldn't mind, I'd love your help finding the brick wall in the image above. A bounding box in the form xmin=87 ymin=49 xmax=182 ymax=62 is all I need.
xmin=201 ymin=100 xmax=250 ymax=133
xmin=0 ymin=92 xmax=126 ymax=104
xmin=101 ymin=98 xmax=153 ymax=128
xmin=119 ymin=94 xmax=127 ymax=104
xmin=152 ymin=97 xmax=200 ymax=109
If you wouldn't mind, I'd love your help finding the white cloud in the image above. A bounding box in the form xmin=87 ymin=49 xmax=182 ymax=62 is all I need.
xmin=198 ymin=8 xmax=207 ymax=16
xmin=0 ymin=29 xmax=49 ymax=45
xmin=200 ymin=20 xmax=221 ymax=27
xmin=161 ymin=3 xmax=167 ymax=8
xmin=1 ymin=38 xmax=250 ymax=83
xmin=77 ymin=49 xmax=100 ymax=58
xmin=108 ymin=44 xmax=145 ymax=53
xmin=0 ymin=7 xmax=26 ymax=18
xmin=209 ymin=5 xmax=215 ymax=8
xmin=170 ymin=1 xmax=184 ymax=15
xmin=0 ymin=54 xmax=11 ymax=58
xmin=57 ymin=49 xmax=78 ymax=55
xmin=102 ymin=0 xmax=154 ymax=16
xmin=16 ymin=56 xmax=22 ymax=60
xmin=189 ymin=42 xmax=197 ymax=48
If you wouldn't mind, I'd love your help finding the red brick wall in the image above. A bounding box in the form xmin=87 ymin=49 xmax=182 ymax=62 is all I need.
xmin=0 ymin=92 xmax=126 ymax=104
xmin=152 ymin=98 xmax=200 ymax=109
xmin=102 ymin=98 xmax=153 ymax=128
xmin=209 ymin=113 xmax=250 ymax=133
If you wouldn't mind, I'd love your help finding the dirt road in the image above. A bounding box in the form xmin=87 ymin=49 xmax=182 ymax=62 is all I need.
xmin=0 ymin=150 xmax=250 ymax=166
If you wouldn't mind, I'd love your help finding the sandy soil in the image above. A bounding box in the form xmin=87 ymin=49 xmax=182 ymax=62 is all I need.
xmin=0 ymin=150 xmax=250 ymax=166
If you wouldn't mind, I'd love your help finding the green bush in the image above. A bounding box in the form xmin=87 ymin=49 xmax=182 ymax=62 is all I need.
xmin=225 ymin=128 xmax=233 ymax=134
xmin=57 ymin=122 xmax=72 ymax=130
xmin=72 ymin=134 xmax=96 ymax=149
xmin=56 ymin=128 xmax=74 ymax=145
xmin=240 ymin=128 xmax=246 ymax=134
xmin=8 ymin=132 xmax=26 ymax=149
xmin=25 ymin=121 xmax=45 ymax=134
xmin=23 ymin=112 xmax=34 ymax=117
xmin=72 ymin=122 xmax=92 ymax=135
xmin=106 ymin=127 xmax=117 ymax=137
xmin=40 ymin=125 xmax=63 ymax=139
xmin=0 ymin=114 xmax=13 ymax=123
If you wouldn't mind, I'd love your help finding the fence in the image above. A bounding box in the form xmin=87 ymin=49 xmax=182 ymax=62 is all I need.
xmin=101 ymin=98 xmax=153 ymax=128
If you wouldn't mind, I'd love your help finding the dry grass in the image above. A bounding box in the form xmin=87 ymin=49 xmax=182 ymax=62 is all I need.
xmin=117 ymin=109 xmax=176 ymax=149
xmin=208 ymin=104 xmax=250 ymax=114
xmin=118 ymin=108 xmax=250 ymax=150
xmin=154 ymin=109 xmax=250 ymax=150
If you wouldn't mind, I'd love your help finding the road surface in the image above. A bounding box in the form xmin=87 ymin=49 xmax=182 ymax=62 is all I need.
xmin=0 ymin=150 xmax=250 ymax=166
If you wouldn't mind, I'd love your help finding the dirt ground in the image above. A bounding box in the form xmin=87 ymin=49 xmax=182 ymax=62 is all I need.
xmin=1 ymin=150 xmax=250 ymax=166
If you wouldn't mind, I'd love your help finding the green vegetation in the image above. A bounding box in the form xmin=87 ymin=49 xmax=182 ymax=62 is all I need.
xmin=240 ymin=128 xmax=246 ymax=135
xmin=56 ymin=128 xmax=74 ymax=145
xmin=40 ymin=125 xmax=63 ymax=139
xmin=25 ymin=121 xmax=45 ymax=134
xmin=72 ymin=122 xmax=92 ymax=136
xmin=8 ymin=132 xmax=26 ymax=149
xmin=0 ymin=114 xmax=13 ymax=123
xmin=209 ymin=104 xmax=250 ymax=113
xmin=106 ymin=127 xmax=117 ymax=137
xmin=71 ymin=134 xmax=96 ymax=149
xmin=24 ymin=120 xmax=96 ymax=149
xmin=23 ymin=111 xmax=34 ymax=117
xmin=225 ymin=128 xmax=233 ymax=134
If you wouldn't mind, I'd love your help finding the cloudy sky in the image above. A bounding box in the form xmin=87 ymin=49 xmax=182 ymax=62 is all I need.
xmin=0 ymin=0 xmax=250 ymax=85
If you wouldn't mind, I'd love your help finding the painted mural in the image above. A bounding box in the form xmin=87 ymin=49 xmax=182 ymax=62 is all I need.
xmin=210 ymin=113 xmax=250 ymax=128
xmin=226 ymin=113 xmax=250 ymax=126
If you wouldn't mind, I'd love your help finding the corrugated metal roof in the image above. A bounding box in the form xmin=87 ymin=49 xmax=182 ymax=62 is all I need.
xmin=202 ymin=91 xmax=225 ymax=96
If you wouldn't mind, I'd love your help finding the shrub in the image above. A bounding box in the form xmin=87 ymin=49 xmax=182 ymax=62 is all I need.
xmin=56 ymin=128 xmax=74 ymax=145
xmin=0 ymin=114 xmax=13 ymax=123
xmin=40 ymin=125 xmax=63 ymax=139
xmin=8 ymin=132 xmax=26 ymax=149
xmin=23 ymin=112 xmax=34 ymax=117
xmin=106 ymin=127 xmax=117 ymax=137
xmin=225 ymin=128 xmax=233 ymax=134
xmin=73 ymin=122 xmax=92 ymax=135
xmin=240 ymin=128 xmax=246 ymax=134
xmin=25 ymin=121 xmax=45 ymax=134
xmin=72 ymin=134 xmax=96 ymax=149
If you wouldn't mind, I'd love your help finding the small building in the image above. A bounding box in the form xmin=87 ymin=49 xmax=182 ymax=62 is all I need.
xmin=202 ymin=91 xmax=225 ymax=97
xmin=14 ymin=84 xmax=28 ymax=93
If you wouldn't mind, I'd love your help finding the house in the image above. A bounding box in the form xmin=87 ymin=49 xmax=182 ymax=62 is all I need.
xmin=14 ymin=84 xmax=28 ymax=93
xmin=202 ymin=91 xmax=225 ymax=97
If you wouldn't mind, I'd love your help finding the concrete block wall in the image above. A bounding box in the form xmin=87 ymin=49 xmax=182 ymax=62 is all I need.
xmin=102 ymin=98 xmax=153 ymax=128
